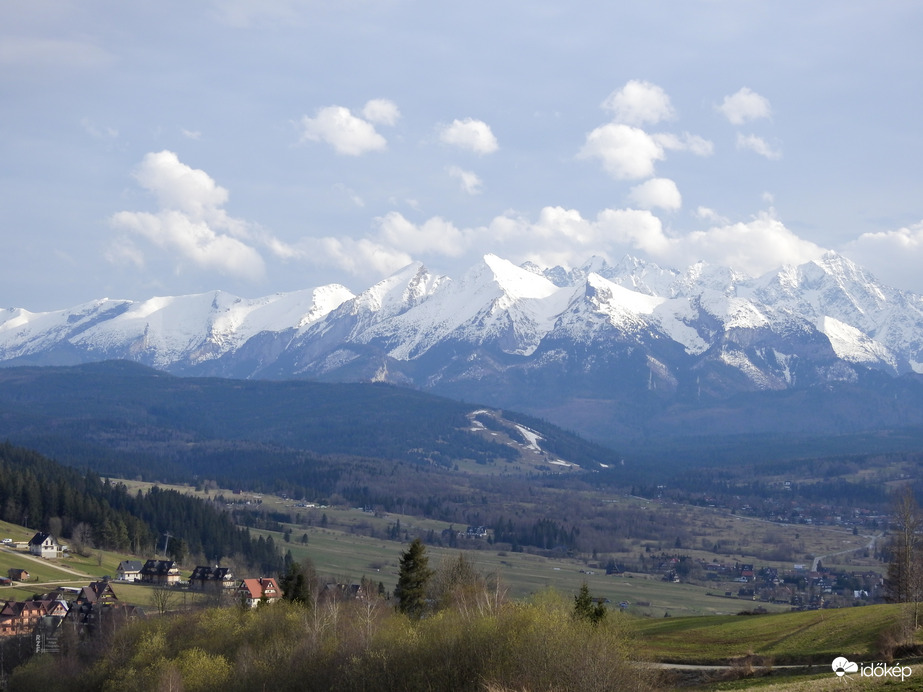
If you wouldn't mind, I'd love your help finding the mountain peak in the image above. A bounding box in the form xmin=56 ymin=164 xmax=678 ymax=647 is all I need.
xmin=353 ymin=261 xmax=440 ymax=316
xmin=479 ymin=254 xmax=559 ymax=300
xmin=3 ymin=252 xmax=923 ymax=394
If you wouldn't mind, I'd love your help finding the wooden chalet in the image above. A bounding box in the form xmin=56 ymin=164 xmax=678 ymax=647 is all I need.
xmin=140 ymin=559 xmax=181 ymax=585
xmin=0 ymin=599 xmax=68 ymax=637
xmin=189 ymin=565 xmax=235 ymax=591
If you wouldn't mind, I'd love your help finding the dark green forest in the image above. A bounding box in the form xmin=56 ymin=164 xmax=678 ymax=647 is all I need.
xmin=0 ymin=442 xmax=280 ymax=570
xmin=0 ymin=361 xmax=607 ymax=493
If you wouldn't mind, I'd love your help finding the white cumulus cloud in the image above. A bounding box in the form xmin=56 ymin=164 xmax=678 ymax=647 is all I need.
xmin=653 ymin=131 xmax=714 ymax=157
xmin=109 ymin=151 xmax=265 ymax=280
xmin=694 ymin=206 xmax=729 ymax=224
xmin=718 ymin=87 xmax=772 ymax=125
xmin=446 ymin=165 xmax=483 ymax=195
xmin=132 ymin=151 xmax=229 ymax=218
xmin=302 ymin=236 xmax=413 ymax=277
xmin=579 ymin=123 xmax=665 ymax=180
xmin=362 ymin=98 xmax=401 ymax=126
xmin=300 ymin=105 xmax=387 ymax=156
xmin=376 ymin=211 xmax=470 ymax=256
xmin=737 ymin=133 xmax=782 ymax=160
xmin=673 ymin=211 xmax=824 ymax=276
xmin=602 ymin=80 xmax=675 ymax=126
xmin=439 ymin=118 xmax=498 ymax=154
xmin=843 ymin=220 xmax=923 ymax=294
xmin=628 ymin=178 xmax=682 ymax=211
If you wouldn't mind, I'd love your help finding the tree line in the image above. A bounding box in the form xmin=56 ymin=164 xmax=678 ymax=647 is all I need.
xmin=0 ymin=441 xmax=280 ymax=570
xmin=11 ymin=540 xmax=655 ymax=692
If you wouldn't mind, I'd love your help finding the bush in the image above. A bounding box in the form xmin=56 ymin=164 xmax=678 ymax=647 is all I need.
xmin=12 ymin=590 xmax=660 ymax=692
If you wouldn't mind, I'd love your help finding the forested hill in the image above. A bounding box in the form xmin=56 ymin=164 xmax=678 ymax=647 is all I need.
xmin=0 ymin=361 xmax=625 ymax=493
xmin=0 ymin=442 xmax=281 ymax=571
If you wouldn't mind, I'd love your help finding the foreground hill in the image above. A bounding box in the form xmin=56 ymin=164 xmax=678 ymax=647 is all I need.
xmin=5 ymin=252 xmax=923 ymax=447
xmin=0 ymin=361 xmax=622 ymax=488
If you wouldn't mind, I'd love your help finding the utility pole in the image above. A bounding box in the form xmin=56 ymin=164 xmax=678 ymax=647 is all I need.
xmin=161 ymin=531 xmax=173 ymax=558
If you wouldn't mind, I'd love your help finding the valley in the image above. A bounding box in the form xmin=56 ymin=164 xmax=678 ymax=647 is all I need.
xmin=1 ymin=362 xmax=922 ymax=688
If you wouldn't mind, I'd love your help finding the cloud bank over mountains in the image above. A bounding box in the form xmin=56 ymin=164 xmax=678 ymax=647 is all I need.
xmin=3 ymin=1 xmax=922 ymax=309
xmin=105 ymin=76 xmax=905 ymax=295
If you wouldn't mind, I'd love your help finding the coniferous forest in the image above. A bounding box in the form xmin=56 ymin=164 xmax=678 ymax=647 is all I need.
xmin=0 ymin=442 xmax=281 ymax=571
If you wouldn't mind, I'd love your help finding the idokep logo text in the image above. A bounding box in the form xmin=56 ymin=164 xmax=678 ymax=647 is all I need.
xmin=832 ymin=657 xmax=912 ymax=681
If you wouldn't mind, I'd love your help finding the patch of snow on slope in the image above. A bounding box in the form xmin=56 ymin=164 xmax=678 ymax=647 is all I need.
xmin=719 ymin=348 xmax=786 ymax=389
xmin=0 ymin=300 xmax=131 ymax=358
xmin=820 ymin=315 xmax=898 ymax=371
xmin=653 ymin=298 xmax=709 ymax=355
xmin=515 ymin=424 xmax=543 ymax=453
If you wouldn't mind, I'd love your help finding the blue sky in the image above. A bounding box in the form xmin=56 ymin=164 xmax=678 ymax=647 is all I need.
xmin=2 ymin=1 xmax=922 ymax=310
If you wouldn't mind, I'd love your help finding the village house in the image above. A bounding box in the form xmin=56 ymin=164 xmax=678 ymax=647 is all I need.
xmin=75 ymin=580 xmax=119 ymax=608
xmin=321 ymin=582 xmax=366 ymax=602
xmin=116 ymin=560 xmax=143 ymax=582
xmin=28 ymin=532 xmax=63 ymax=559
xmin=7 ymin=568 xmax=30 ymax=582
xmin=0 ymin=598 xmax=68 ymax=637
xmin=66 ymin=580 xmax=144 ymax=633
xmin=237 ymin=577 xmax=281 ymax=608
xmin=140 ymin=559 xmax=181 ymax=585
xmin=189 ymin=565 xmax=235 ymax=591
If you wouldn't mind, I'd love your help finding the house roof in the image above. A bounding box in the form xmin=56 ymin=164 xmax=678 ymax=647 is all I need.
xmin=141 ymin=559 xmax=179 ymax=575
xmin=0 ymin=599 xmax=67 ymax=618
xmin=28 ymin=532 xmax=57 ymax=547
xmin=238 ymin=578 xmax=280 ymax=600
xmin=77 ymin=581 xmax=118 ymax=605
xmin=190 ymin=566 xmax=234 ymax=581
xmin=117 ymin=560 xmax=143 ymax=572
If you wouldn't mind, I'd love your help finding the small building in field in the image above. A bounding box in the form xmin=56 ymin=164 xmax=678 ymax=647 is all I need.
xmin=28 ymin=533 xmax=62 ymax=559
xmin=7 ymin=568 xmax=30 ymax=582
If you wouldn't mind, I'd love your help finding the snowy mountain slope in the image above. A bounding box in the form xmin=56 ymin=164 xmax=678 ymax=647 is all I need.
xmin=2 ymin=252 xmax=922 ymax=409
xmin=0 ymin=286 xmax=354 ymax=368
xmin=355 ymin=254 xmax=576 ymax=359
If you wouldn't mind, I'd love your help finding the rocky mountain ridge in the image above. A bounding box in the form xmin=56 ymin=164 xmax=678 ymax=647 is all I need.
xmin=4 ymin=252 xmax=923 ymax=444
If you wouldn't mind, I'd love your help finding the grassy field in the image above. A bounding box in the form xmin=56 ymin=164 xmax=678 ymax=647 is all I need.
xmin=2 ymin=490 xmax=920 ymax=690
xmin=265 ymin=522 xmax=792 ymax=617
xmin=634 ymin=603 xmax=909 ymax=665
xmin=703 ymin=665 xmax=923 ymax=691
xmin=104 ymin=478 xmax=885 ymax=617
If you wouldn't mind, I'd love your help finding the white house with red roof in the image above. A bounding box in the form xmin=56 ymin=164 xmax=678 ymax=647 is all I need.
xmin=237 ymin=577 xmax=281 ymax=608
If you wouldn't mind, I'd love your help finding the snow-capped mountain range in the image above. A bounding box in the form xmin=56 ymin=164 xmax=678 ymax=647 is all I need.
xmin=3 ymin=252 xmax=923 ymax=441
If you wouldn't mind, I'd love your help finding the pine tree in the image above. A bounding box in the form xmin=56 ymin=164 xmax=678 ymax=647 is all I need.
xmin=279 ymin=558 xmax=317 ymax=606
xmin=573 ymin=582 xmax=607 ymax=625
xmin=395 ymin=537 xmax=433 ymax=618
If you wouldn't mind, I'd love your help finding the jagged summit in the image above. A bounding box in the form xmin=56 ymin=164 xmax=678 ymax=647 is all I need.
xmin=3 ymin=252 xmax=923 ymax=412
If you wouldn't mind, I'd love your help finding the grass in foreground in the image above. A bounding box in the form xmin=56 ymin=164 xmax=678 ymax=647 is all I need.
xmin=635 ymin=603 xmax=910 ymax=665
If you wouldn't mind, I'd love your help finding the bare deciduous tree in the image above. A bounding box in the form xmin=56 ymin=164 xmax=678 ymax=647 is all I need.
xmin=885 ymin=487 xmax=923 ymax=635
